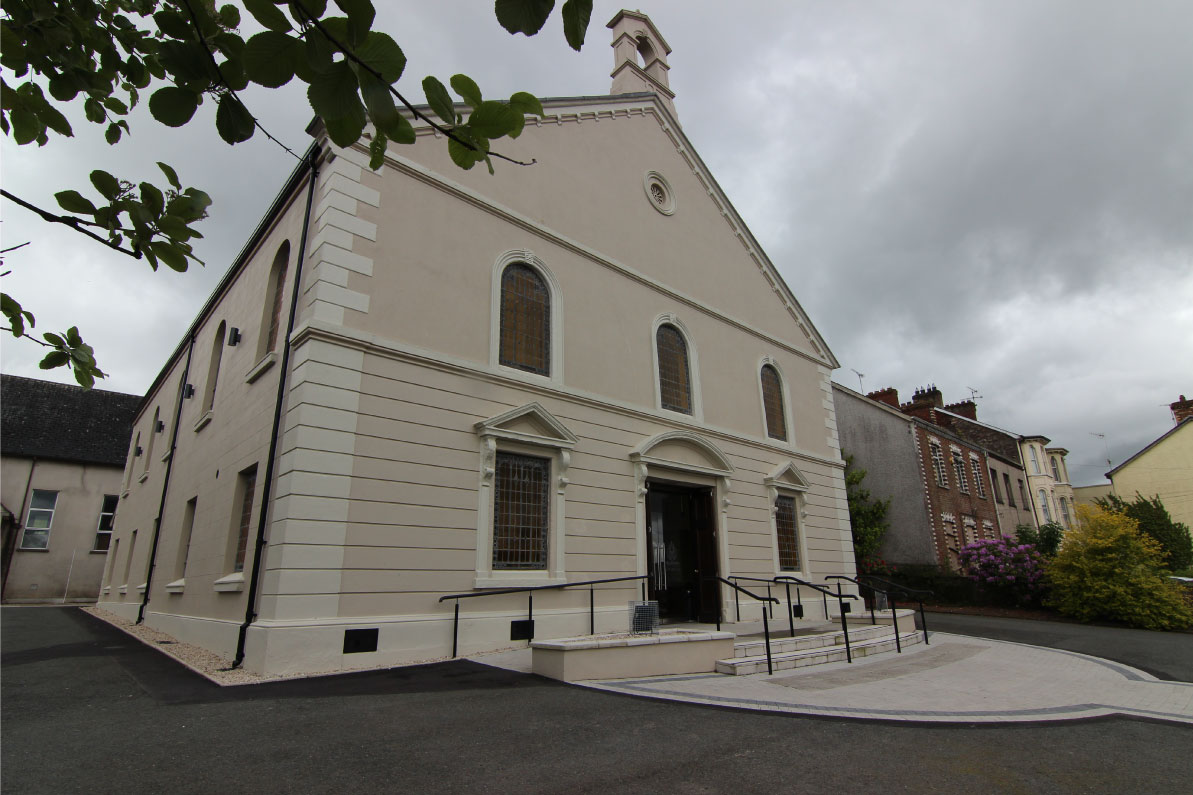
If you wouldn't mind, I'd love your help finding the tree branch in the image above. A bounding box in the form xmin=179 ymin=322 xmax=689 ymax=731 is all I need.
xmin=292 ymin=3 xmax=536 ymax=167
xmin=0 ymin=327 xmax=51 ymax=345
xmin=177 ymin=0 xmax=302 ymax=162
xmin=0 ymin=190 xmax=142 ymax=258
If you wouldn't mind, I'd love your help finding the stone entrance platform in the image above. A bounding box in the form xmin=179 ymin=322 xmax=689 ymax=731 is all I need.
xmin=476 ymin=631 xmax=1193 ymax=725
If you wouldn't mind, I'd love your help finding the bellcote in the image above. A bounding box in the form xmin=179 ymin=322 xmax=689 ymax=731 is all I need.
xmin=607 ymin=10 xmax=676 ymax=118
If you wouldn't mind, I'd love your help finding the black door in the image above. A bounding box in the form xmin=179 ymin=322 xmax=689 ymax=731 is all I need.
xmin=646 ymin=483 xmax=719 ymax=623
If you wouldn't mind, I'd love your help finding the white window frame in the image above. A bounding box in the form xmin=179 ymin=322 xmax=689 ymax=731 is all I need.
xmin=474 ymin=403 xmax=577 ymax=588
xmin=952 ymin=449 xmax=970 ymax=494
xmin=970 ymin=455 xmax=987 ymax=498
xmin=765 ymin=462 xmax=810 ymax=576
xmin=93 ymin=494 xmax=119 ymax=551
xmin=20 ymin=489 xmax=58 ymax=550
xmin=651 ymin=313 xmax=703 ymax=421
xmin=929 ymin=439 xmax=948 ymax=488
xmin=488 ymin=250 xmax=564 ymax=384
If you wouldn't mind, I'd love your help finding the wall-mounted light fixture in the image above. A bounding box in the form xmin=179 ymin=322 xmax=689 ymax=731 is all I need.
xmin=156 ymin=420 xmax=165 ymax=433
xmin=183 ymin=384 xmax=195 ymax=399
xmin=228 ymin=327 xmax=241 ymax=346
xmin=134 ymin=446 xmax=143 ymax=457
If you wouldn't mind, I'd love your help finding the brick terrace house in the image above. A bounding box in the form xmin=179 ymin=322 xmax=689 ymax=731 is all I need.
xmin=835 ymin=384 xmax=1011 ymax=571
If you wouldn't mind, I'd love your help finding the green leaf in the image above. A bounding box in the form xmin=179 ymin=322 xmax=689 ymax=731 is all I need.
xmin=105 ymin=122 xmax=121 ymax=144
xmin=150 ymin=241 xmax=189 ymax=272
xmin=48 ymin=74 xmax=79 ymax=102
xmin=243 ymin=0 xmax=292 ymax=32
xmin=422 ymin=76 xmax=456 ymax=126
xmin=218 ymin=4 xmax=241 ymax=28
xmin=355 ymin=31 xmax=405 ymax=84
xmin=561 ymin=0 xmax=592 ymax=51
xmin=140 ymin=182 xmax=164 ymax=217
xmin=244 ymin=32 xmax=298 ymax=88
xmin=103 ymin=97 xmax=128 ymax=115
xmin=291 ymin=0 xmax=328 ymax=19
xmin=307 ymin=60 xmax=361 ymax=120
xmin=356 ymin=69 xmax=401 ymax=138
xmin=72 ymin=364 xmax=95 ymax=389
xmin=368 ymin=131 xmax=387 ymax=170
xmin=334 ymin=0 xmax=375 ymax=46
xmin=66 ymin=326 xmax=81 ymax=346
xmin=389 ymin=113 xmax=415 ymax=145
xmin=39 ymin=350 xmax=69 ymax=370
xmin=54 ymin=190 xmax=97 ymax=215
xmin=495 ymin=0 xmax=555 ymax=36
xmin=324 ymin=112 xmax=367 ymax=148
xmin=157 ymin=40 xmax=214 ymax=83
xmin=448 ymin=136 xmax=480 ymax=170
xmin=84 ymin=98 xmax=105 ymax=123
xmin=149 ymin=86 xmax=201 ymax=127
xmin=468 ymin=101 xmax=520 ymax=139
xmin=157 ymin=161 xmax=181 ymax=190
xmin=10 ymin=108 xmax=39 ymax=145
xmin=450 ymin=74 xmax=482 ymax=108
xmin=38 ymin=103 xmax=72 ymax=137
xmin=153 ymin=10 xmax=193 ymax=40
xmin=43 ymin=332 xmax=65 ymax=348
xmin=218 ymin=94 xmax=257 ymax=143
xmin=2 ymin=293 xmax=34 ymax=336
xmin=509 ymin=91 xmax=545 ymax=117
xmin=90 ymin=170 xmax=121 ymax=200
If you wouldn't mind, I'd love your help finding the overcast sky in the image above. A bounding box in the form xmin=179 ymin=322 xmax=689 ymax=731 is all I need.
xmin=2 ymin=1 xmax=1190 ymax=487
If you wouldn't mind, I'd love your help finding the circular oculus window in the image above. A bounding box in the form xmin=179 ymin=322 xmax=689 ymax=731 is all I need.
xmin=643 ymin=171 xmax=675 ymax=215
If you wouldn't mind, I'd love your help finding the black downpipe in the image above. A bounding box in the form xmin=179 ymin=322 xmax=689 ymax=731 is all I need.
xmin=137 ymin=335 xmax=196 ymax=623
xmin=233 ymin=148 xmax=321 ymax=669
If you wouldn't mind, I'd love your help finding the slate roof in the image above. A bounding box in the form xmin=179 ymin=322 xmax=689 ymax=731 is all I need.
xmin=1 ymin=374 xmax=142 ymax=467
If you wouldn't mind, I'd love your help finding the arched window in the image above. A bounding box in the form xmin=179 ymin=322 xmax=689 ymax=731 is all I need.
xmin=258 ymin=242 xmax=290 ymax=358
xmin=656 ymin=324 xmax=692 ymax=414
xmin=202 ymin=321 xmax=226 ymax=413
xmin=760 ymin=364 xmax=786 ymax=440
xmin=499 ymin=263 xmax=550 ymax=376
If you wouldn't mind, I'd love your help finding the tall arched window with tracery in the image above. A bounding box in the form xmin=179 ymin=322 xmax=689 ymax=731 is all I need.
xmin=760 ymin=364 xmax=786 ymax=440
xmin=499 ymin=263 xmax=551 ymax=376
xmin=656 ymin=324 xmax=692 ymax=414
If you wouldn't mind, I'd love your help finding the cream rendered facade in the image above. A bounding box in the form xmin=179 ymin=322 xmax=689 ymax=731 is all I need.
xmin=98 ymin=13 xmax=856 ymax=676
xmin=1106 ymin=420 xmax=1192 ymax=530
xmin=1019 ymin=436 xmax=1074 ymax=529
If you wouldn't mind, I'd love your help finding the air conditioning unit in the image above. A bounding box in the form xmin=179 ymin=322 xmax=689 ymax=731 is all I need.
xmin=628 ymin=600 xmax=660 ymax=634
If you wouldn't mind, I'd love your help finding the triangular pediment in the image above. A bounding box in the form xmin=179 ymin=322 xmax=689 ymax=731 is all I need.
xmin=631 ymin=431 xmax=733 ymax=476
xmin=475 ymin=403 xmax=577 ymax=448
xmin=764 ymin=461 xmax=810 ymax=492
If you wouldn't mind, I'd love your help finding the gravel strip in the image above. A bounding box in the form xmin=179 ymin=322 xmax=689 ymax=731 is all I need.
xmin=82 ymin=607 xmax=470 ymax=686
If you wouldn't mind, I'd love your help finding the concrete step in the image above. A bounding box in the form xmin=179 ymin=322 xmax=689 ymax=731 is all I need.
xmin=716 ymin=628 xmax=924 ymax=675
xmin=731 ymin=621 xmax=895 ymax=658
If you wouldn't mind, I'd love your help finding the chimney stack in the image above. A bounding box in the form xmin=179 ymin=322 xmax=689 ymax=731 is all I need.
xmin=607 ymin=10 xmax=676 ymax=118
xmin=901 ymin=384 xmax=943 ymax=423
xmin=1172 ymin=394 xmax=1193 ymax=425
xmin=867 ymin=387 xmax=900 ymax=408
xmin=944 ymin=400 xmax=977 ymax=420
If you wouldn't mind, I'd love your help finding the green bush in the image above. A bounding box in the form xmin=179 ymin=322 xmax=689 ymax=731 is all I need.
xmin=1095 ymin=493 xmax=1192 ymax=570
xmin=1048 ymin=506 xmax=1193 ymax=630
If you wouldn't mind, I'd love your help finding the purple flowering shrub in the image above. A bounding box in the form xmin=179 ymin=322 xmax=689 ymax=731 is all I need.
xmin=957 ymin=537 xmax=1047 ymax=607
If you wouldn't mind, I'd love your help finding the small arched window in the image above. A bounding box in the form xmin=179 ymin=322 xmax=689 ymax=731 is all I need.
xmin=259 ymin=242 xmax=290 ymax=357
xmin=760 ymin=364 xmax=786 ymax=440
xmin=656 ymin=324 xmax=692 ymax=414
xmin=499 ymin=263 xmax=550 ymax=376
xmin=203 ymin=321 xmax=227 ymax=413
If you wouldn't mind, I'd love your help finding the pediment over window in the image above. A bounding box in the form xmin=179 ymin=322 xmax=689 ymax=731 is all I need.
xmin=475 ymin=403 xmax=577 ymax=449
xmin=630 ymin=431 xmax=733 ymax=476
xmin=764 ymin=461 xmax=810 ymax=492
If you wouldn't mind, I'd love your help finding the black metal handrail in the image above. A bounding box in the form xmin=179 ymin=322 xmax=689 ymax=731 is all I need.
xmin=709 ymin=576 xmax=780 ymax=675
xmin=773 ymin=575 xmax=860 ymax=662
xmin=438 ymin=575 xmax=649 ymax=657
xmin=856 ymin=574 xmax=932 ymax=646
xmin=826 ymin=574 xmax=905 ymax=654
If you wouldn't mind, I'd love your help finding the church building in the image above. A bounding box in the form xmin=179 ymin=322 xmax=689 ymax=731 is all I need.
xmin=97 ymin=11 xmax=858 ymax=676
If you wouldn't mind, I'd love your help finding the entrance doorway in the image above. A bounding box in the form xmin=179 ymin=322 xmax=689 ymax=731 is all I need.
xmin=646 ymin=482 xmax=719 ymax=623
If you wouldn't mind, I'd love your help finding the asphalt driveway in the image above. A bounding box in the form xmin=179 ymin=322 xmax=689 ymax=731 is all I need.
xmin=2 ymin=607 xmax=1191 ymax=794
xmin=922 ymin=612 xmax=1193 ymax=682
